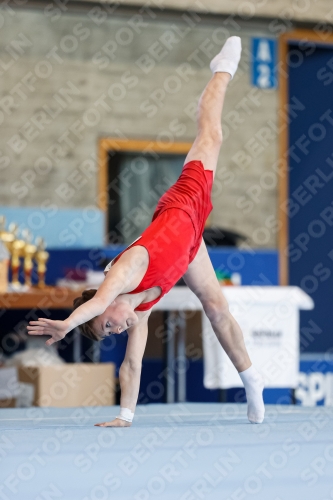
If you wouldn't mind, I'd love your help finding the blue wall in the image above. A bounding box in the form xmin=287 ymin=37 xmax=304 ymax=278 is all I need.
xmin=288 ymin=42 xmax=333 ymax=352
xmin=0 ymin=207 xmax=105 ymax=248
xmin=208 ymin=248 xmax=278 ymax=285
xmin=45 ymin=247 xmax=279 ymax=286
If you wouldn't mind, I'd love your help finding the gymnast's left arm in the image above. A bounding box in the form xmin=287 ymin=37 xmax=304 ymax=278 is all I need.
xmin=95 ymin=313 xmax=150 ymax=427
xmin=27 ymin=256 xmax=141 ymax=345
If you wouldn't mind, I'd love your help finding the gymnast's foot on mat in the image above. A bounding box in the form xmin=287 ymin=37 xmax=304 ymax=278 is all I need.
xmin=239 ymin=365 xmax=265 ymax=424
xmin=210 ymin=36 xmax=242 ymax=79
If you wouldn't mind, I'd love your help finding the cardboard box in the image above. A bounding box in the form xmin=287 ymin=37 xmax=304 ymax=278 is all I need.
xmin=18 ymin=363 xmax=115 ymax=407
xmin=0 ymin=398 xmax=16 ymax=408
xmin=0 ymin=366 xmax=20 ymax=407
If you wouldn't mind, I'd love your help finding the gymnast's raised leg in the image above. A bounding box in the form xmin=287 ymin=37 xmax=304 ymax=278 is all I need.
xmin=183 ymin=37 xmax=265 ymax=424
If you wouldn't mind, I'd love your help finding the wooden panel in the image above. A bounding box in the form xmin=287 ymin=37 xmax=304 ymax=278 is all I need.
xmin=98 ymin=140 xmax=109 ymax=212
xmin=0 ymin=286 xmax=87 ymax=309
xmin=280 ymin=30 xmax=333 ymax=45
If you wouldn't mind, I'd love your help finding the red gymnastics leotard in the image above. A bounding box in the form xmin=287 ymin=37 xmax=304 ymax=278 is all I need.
xmin=109 ymin=160 xmax=214 ymax=311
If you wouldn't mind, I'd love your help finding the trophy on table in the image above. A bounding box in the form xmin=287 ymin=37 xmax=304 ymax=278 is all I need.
xmin=0 ymin=215 xmax=50 ymax=291
xmin=10 ymin=228 xmax=26 ymax=289
xmin=0 ymin=217 xmax=17 ymax=253
xmin=35 ymin=237 xmax=49 ymax=288
xmin=22 ymin=229 xmax=37 ymax=287
xmin=0 ymin=218 xmax=23 ymax=290
xmin=0 ymin=216 xmax=12 ymax=293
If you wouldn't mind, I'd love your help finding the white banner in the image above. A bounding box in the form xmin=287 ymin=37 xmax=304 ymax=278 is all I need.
xmin=202 ymin=287 xmax=314 ymax=389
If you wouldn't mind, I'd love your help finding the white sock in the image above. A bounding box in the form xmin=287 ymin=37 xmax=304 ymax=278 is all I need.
xmin=210 ymin=36 xmax=242 ymax=79
xmin=239 ymin=364 xmax=265 ymax=424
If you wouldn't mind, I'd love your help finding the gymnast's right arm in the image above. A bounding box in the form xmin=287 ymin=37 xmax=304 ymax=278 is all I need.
xmin=95 ymin=314 xmax=150 ymax=427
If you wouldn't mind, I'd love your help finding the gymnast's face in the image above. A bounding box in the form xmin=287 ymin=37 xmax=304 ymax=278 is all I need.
xmin=93 ymin=301 xmax=138 ymax=339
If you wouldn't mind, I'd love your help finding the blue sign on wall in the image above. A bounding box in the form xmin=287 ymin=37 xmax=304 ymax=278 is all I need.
xmin=252 ymin=37 xmax=277 ymax=89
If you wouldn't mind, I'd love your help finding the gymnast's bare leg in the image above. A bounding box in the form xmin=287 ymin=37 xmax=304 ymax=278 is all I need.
xmin=183 ymin=37 xmax=265 ymax=424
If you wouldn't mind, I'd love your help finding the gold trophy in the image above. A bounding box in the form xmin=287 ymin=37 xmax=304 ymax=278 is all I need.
xmin=1 ymin=216 xmax=50 ymax=290
xmin=35 ymin=237 xmax=49 ymax=288
xmin=0 ymin=216 xmax=11 ymax=293
xmin=11 ymin=229 xmax=26 ymax=289
xmin=0 ymin=217 xmax=17 ymax=253
xmin=22 ymin=229 xmax=37 ymax=287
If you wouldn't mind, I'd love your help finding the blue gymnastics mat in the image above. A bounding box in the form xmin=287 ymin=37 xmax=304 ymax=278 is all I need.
xmin=1 ymin=403 xmax=333 ymax=500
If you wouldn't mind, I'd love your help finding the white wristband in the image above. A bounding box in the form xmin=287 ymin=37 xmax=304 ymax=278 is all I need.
xmin=116 ymin=407 xmax=134 ymax=422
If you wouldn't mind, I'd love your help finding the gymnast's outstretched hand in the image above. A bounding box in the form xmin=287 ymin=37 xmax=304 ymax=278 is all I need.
xmin=26 ymin=318 xmax=70 ymax=346
xmin=94 ymin=419 xmax=131 ymax=427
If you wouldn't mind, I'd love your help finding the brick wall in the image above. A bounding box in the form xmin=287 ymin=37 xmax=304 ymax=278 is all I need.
xmin=0 ymin=7 xmax=279 ymax=247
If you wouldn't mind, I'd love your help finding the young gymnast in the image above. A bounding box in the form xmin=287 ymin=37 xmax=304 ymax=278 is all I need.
xmin=27 ymin=37 xmax=265 ymax=428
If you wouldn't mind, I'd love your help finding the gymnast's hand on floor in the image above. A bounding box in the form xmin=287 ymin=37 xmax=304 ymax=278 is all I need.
xmin=94 ymin=419 xmax=132 ymax=427
xmin=26 ymin=318 xmax=69 ymax=346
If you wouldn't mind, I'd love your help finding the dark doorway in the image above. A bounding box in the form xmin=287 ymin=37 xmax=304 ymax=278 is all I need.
xmin=106 ymin=151 xmax=186 ymax=245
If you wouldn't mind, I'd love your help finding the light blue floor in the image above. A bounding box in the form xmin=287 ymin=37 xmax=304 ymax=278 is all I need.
xmin=1 ymin=403 xmax=333 ymax=500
